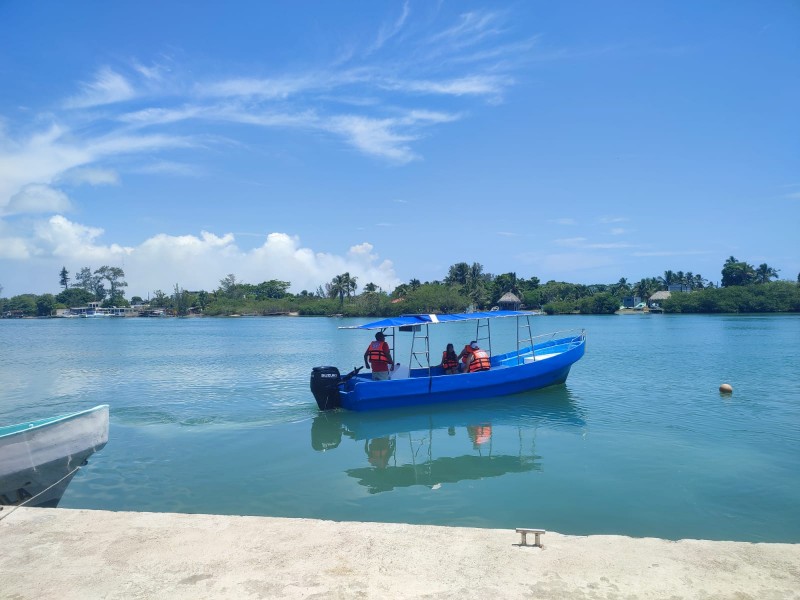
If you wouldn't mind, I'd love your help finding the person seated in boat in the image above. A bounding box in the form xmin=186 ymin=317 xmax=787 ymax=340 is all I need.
xmin=364 ymin=331 xmax=394 ymax=380
xmin=440 ymin=343 xmax=459 ymax=375
xmin=465 ymin=341 xmax=491 ymax=373
xmin=457 ymin=341 xmax=477 ymax=372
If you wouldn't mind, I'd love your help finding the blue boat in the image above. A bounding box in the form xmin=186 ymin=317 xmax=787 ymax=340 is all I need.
xmin=310 ymin=311 xmax=586 ymax=411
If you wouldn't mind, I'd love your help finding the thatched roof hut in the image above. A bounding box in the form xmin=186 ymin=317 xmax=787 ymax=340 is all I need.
xmin=648 ymin=290 xmax=671 ymax=307
xmin=497 ymin=292 xmax=522 ymax=311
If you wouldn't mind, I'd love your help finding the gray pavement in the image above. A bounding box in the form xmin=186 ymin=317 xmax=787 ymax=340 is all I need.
xmin=1 ymin=507 xmax=798 ymax=599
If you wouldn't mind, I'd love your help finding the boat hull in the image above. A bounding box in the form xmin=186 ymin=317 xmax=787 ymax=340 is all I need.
xmin=338 ymin=335 xmax=585 ymax=411
xmin=0 ymin=405 xmax=109 ymax=507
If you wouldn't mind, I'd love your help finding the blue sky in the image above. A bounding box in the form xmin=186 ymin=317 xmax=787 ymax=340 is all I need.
xmin=1 ymin=1 xmax=798 ymax=298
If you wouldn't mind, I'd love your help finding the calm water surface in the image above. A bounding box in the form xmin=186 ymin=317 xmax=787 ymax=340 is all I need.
xmin=1 ymin=314 xmax=798 ymax=542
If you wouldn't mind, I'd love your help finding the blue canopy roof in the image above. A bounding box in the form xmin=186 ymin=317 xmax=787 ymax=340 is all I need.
xmin=340 ymin=310 xmax=537 ymax=330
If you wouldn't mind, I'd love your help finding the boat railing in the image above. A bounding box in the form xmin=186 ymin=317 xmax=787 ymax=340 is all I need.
xmin=515 ymin=328 xmax=585 ymax=364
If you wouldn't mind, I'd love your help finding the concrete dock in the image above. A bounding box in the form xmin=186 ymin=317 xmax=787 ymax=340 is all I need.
xmin=1 ymin=507 xmax=798 ymax=599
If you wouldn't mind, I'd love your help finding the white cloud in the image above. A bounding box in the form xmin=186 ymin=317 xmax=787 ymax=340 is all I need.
xmin=0 ymin=233 xmax=30 ymax=260
xmin=382 ymin=75 xmax=509 ymax=96
xmin=555 ymin=237 xmax=587 ymax=247
xmin=0 ymin=124 xmax=192 ymax=215
xmin=60 ymin=168 xmax=120 ymax=186
xmin=198 ymin=76 xmax=321 ymax=99
xmin=430 ymin=11 xmax=503 ymax=48
xmin=0 ymin=216 xmax=400 ymax=297
xmin=370 ymin=1 xmax=410 ymax=53
xmin=33 ymin=215 xmax=133 ymax=261
xmin=6 ymin=184 xmax=72 ymax=215
xmin=326 ymin=115 xmax=418 ymax=163
xmin=135 ymin=161 xmax=197 ymax=176
xmin=632 ymin=250 xmax=713 ymax=257
xmin=64 ymin=67 xmax=136 ymax=108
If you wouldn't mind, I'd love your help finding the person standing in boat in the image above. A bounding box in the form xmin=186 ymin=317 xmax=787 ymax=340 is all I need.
xmin=465 ymin=341 xmax=491 ymax=372
xmin=457 ymin=341 xmax=477 ymax=372
xmin=440 ymin=343 xmax=459 ymax=375
xmin=364 ymin=331 xmax=394 ymax=380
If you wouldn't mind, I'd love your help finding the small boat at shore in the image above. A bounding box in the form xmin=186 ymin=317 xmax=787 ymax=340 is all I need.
xmin=0 ymin=405 xmax=109 ymax=508
xmin=310 ymin=311 xmax=586 ymax=411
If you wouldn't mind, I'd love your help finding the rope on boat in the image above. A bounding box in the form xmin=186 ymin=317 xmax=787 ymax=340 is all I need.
xmin=0 ymin=464 xmax=82 ymax=522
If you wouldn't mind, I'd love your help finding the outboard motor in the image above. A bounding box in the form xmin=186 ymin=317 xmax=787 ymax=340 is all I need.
xmin=310 ymin=366 xmax=342 ymax=410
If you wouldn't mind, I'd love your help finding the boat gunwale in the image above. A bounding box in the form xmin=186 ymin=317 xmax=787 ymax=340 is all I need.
xmin=0 ymin=404 xmax=109 ymax=439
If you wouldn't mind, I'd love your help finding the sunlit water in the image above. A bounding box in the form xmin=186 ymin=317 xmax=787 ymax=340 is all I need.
xmin=1 ymin=314 xmax=798 ymax=542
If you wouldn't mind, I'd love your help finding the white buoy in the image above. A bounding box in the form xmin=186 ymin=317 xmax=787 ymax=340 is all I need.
xmin=719 ymin=383 xmax=733 ymax=394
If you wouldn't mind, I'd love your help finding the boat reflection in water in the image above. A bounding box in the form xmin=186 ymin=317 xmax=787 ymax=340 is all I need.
xmin=310 ymin=386 xmax=586 ymax=494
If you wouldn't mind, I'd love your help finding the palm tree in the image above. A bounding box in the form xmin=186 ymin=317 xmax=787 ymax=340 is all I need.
xmin=409 ymin=278 xmax=421 ymax=291
xmin=612 ymin=277 xmax=630 ymax=296
xmin=345 ymin=272 xmax=358 ymax=298
xmin=754 ymin=263 xmax=779 ymax=284
xmin=445 ymin=263 xmax=470 ymax=286
xmin=658 ymin=270 xmax=676 ymax=289
xmin=327 ymin=274 xmax=347 ymax=306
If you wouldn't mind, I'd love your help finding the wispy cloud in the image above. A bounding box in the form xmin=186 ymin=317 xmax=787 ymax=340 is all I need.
xmin=632 ymin=250 xmax=713 ymax=257
xmin=64 ymin=67 xmax=136 ymax=109
xmin=381 ymin=74 xmax=510 ymax=96
xmin=59 ymin=167 xmax=119 ymax=186
xmin=555 ymin=236 xmax=635 ymax=250
xmin=429 ymin=10 xmax=504 ymax=49
xmin=369 ymin=1 xmax=411 ymax=54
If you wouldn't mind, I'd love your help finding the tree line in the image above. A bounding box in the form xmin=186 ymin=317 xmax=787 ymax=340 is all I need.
xmin=1 ymin=256 xmax=798 ymax=318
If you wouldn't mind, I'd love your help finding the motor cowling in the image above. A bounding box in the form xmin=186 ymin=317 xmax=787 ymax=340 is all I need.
xmin=310 ymin=366 xmax=342 ymax=410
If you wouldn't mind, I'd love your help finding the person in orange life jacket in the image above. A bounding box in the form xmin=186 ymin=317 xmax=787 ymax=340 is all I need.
xmin=364 ymin=331 xmax=393 ymax=381
xmin=440 ymin=343 xmax=459 ymax=375
xmin=465 ymin=341 xmax=491 ymax=373
xmin=457 ymin=341 xmax=477 ymax=372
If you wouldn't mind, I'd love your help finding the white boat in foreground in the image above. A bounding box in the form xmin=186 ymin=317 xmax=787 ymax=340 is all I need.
xmin=0 ymin=405 xmax=109 ymax=508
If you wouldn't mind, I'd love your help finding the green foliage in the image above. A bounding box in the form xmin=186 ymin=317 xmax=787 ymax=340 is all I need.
xmin=721 ymin=256 xmax=756 ymax=287
xmin=36 ymin=294 xmax=57 ymax=316
xmin=401 ymin=283 xmax=470 ymax=314
xmin=525 ymin=281 xmax=591 ymax=309
xmin=578 ymin=292 xmax=620 ymax=314
xmin=59 ymin=267 xmax=69 ymax=290
xmin=326 ymin=272 xmax=358 ymax=306
xmin=542 ymin=300 xmax=578 ymax=315
xmin=56 ymin=287 xmax=95 ymax=307
xmin=3 ymin=294 xmax=37 ymax=316
xmin=663 ymin=281 xmax=800 ymax=313
xmin=5 ymin=255 xmax=799 ymax=319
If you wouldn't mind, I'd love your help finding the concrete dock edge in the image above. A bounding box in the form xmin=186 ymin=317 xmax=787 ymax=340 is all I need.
xmin=2 ymin=507 xmax=798 ymax=599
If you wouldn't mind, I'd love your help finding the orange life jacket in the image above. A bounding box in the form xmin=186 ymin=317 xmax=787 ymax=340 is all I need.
xmin=441 ymin=351 xmax=458 ymax=370
xmin=468 ymin=348 xmax=491 ymax=372
xmin=367 ymin=341 xmax=390 ymax=370
xmin=460 ymin=345 xmax=474 ymax=365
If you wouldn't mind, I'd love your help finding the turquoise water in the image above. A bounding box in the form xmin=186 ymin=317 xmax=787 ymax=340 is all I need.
xmin=1 ymin=314 xmax=798 ymax=542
